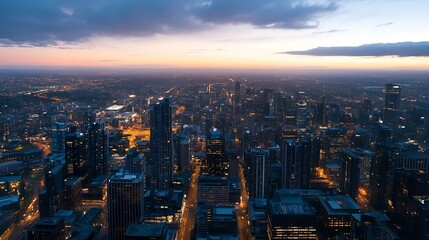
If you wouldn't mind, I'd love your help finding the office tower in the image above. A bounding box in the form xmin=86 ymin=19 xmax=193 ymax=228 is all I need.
xmin=359 ymin=98 xmax=371 ymax=128
xmin=302 ymin=136 xmax=321 ymax=176
xmin=38 ymin=190 xmax=50 ymax=218
xmin=319 ymin=195 xmax=361 ymax=238
xmin=65 ymin=132 xmax=87 ymax=180
xmin=197 ymin=176 xmax=229 ymax=205
xmin=235 ymin=80 xmax=241 ymax=115
xmin=248 ymin=199 xmax=268 ymax=240
xmin=196 ymin=205 xmax=238 ymax=239
xmin=247 ymin=148 xmax=268 ymax=199
xmin=205 ymin=129 xmax=227 ymax=176
xmin=351 ymin=128 xmax=371 ymax=150
xmin=267 ymin=198 xmax=317 ymax=240
xmin=384 ymin=84 xmax=401 ymax=128
xmin=45 ymin=164 xmax=65 ymax=215
xmin=325 ymin=102 xmax=341 ymax=124
xmin=27 ymin=217 xmax=65 ymax=240
xmin=108 ymin=173 xmax=144 ymax=240
xmin=296 ymin=92 xmax=308 ymax=131
xmin=125 ymin=223 xmax=168 ymax=240
xmin=314 ymin=96 xmax=325 ymax=125
xmin=370 ymin=143 xmax=395 ymax=211
xmin=176 ymin=133 xmax=191 ymax=173
xmin=125 ymin=148 xmax=145 ymax=175
xmin=150 ymin=98 xmax=173 ymax=190
xmin=281 ymin=139 xmax=309 ymax=189
xmin=351 ymin=212 xmax=400 ymax=240
xmin=407 ymin=196 xmax=429 ymax=239
xmin=88 ymin=121 xmax=108 ymax=180
xmin=397 ymin=151 xmax=429 ymax=173
xmin=63 ymin=177 xmax=82 ymax=210
xmin=340 ymin=149 xmax=361 ymax=200
xmin=322 ymin=127 xmax=348 ymax=159
xmin=51 ymin=122 xmax=67 ymax=152
xmin=391 ymin=169 xmax=429 ymax=238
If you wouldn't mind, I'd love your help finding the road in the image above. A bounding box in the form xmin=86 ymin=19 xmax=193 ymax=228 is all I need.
xmin=177 ymin=164 xmax=201 ymax=240
xmin=236 ymin=163 xmax=252 ymax=240
xmin=2 ymin=171 xmax=43 ymax=240
xmin=357 ymin=186 xmax=371 ymax=211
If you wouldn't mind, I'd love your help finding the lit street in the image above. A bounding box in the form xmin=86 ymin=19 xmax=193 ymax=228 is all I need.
xmin=177 ymin=164 xmax=201 ymax=240
xmin=237 ymin=163 xmax=252 ymax=240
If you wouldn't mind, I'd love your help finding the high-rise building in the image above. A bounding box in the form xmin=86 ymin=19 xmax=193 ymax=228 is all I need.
xmin=267 ymin=198 xmax=318 ymax=240
xmin=407 ymin=196 xmax=429 ymax=239
xmin=247 ymin=148 xmax=268 ymax=199
xmin=27 ymin=217 xmax=65 ymax=240
xmin=319 ymin=195 xmax=361 ymax=238
xmin=397 ymin=151 xmax=429 ymax=173
xmin=150 ymin=98 xmax=173 ymax=190
xmin=197 ymin=176 xmax=229 ymax=205
xmin=340 ymin=149 xmax=361 ymax=200
xmin=176 ymin=132 xmax=191 ymax=173
xmin=205 ymin=129 xmax=227 ymax=176
xmin=63 ymin=176 xmax=82 ymax=210
xmin=196 ymin=205 xmax=238 ymax=239
xmin=370 ymin=143 xmax=397 ymax=211
xmin=51 ymin=122 xmax=67 ymax=153
xmin=359 ymin=98 xmax=371 ymax=128
xmin=65 ymin=132 xmax=87 ymax=180
xmin=235 ymin=80 xmax=241 ymax=116
xmin=108 ymin=173 xmax=144 ymax=240
xmin=125 ymin=148 xmax=145 ymax=175
xmin=384 ymin=84 xmax=401 ymax=128
xmin=281 ymin=139 xmax=309 ymax=189
xmin=87 ymin=121 xmax=108 ymax=180
xmin=391 ymin=169 xmax=429 ymax=237
xmin=351 ymin=212 xmax=400 ymax=240
xmin=45 ymin=164 xmax=65 ymax=215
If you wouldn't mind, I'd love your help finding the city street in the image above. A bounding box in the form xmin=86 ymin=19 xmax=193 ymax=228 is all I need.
xmin=236 ymin=163 xmax=252 ymax=240
xmin=177 ymin=164 xmax=200 ymax=240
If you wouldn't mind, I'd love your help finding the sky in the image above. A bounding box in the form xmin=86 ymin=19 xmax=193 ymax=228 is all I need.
xmin=0 ymin=0 xmax=428 ymax=70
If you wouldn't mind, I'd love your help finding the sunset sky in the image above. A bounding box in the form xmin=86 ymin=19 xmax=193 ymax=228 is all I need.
xmin=1 ymin=0 xmax=428 ymax=70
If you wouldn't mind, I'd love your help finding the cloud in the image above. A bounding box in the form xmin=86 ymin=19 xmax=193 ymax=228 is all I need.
xmin=0 ymin=0 xmax=338 ymax=46
xmin=193 ymin=0 xmax=338 ymax=29
xmin=187 ymin=48 xmax=224 ymax=53
xmin=313 ymin=29 xmax=346 ymax=34
xmin=283 ymin=42 xmax=429 ymax=57
xmin=376 ymin=22 xmax=393 ymax=28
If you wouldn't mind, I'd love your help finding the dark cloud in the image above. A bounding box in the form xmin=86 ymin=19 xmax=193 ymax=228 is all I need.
xmin=194 ymin=0 xmax=338 ymax=29
xmin=0 ymin=0 xmax=338 ymax=46
xmin=283 ymin=42 xmax=429 ymax=57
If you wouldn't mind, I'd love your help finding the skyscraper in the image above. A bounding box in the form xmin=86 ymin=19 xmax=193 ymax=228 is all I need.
xmin=340 ymin=148 xmax=361 ymax=200
xmin=150 ymin=98 xmax=173 ymax=190
xmin=281 ymin=139 xmax=309 ymax=189
xmin=384 ymin=84 xmax=401 ymax=128
xmin=370 ymin=143 xmax=397 ymax=211
xmin=88 ymin=121 xmax=108 ymax=180
xmin=108 ymin=173 xmax=144 ymax=240
xmin=205 ymin=129 xmax=227 ymax=176
xmin=51 ymin=122 xmax=67 ymax=153
xmin=65 ymin=132 xmax=87 ymax=180
xmin=247 ymin=148 xmax=268 ymax=199
xmin=235 ymin=80 xmax=241 ymax=116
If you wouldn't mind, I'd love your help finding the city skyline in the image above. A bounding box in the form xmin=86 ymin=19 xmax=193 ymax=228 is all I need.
xmin=1 ymin=0 xmax=429 ymax=70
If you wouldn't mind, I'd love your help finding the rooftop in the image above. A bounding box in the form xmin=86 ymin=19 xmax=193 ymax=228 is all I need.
xmin=106 ymin=105 xmax=124 ymax=111
xmin=125 ymin=223 xmax=164 ymax=237
xmin=269 ymin=198 xmax=315 ymax=216
xmin=319 ymin=195 xmax=361 ymax=215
